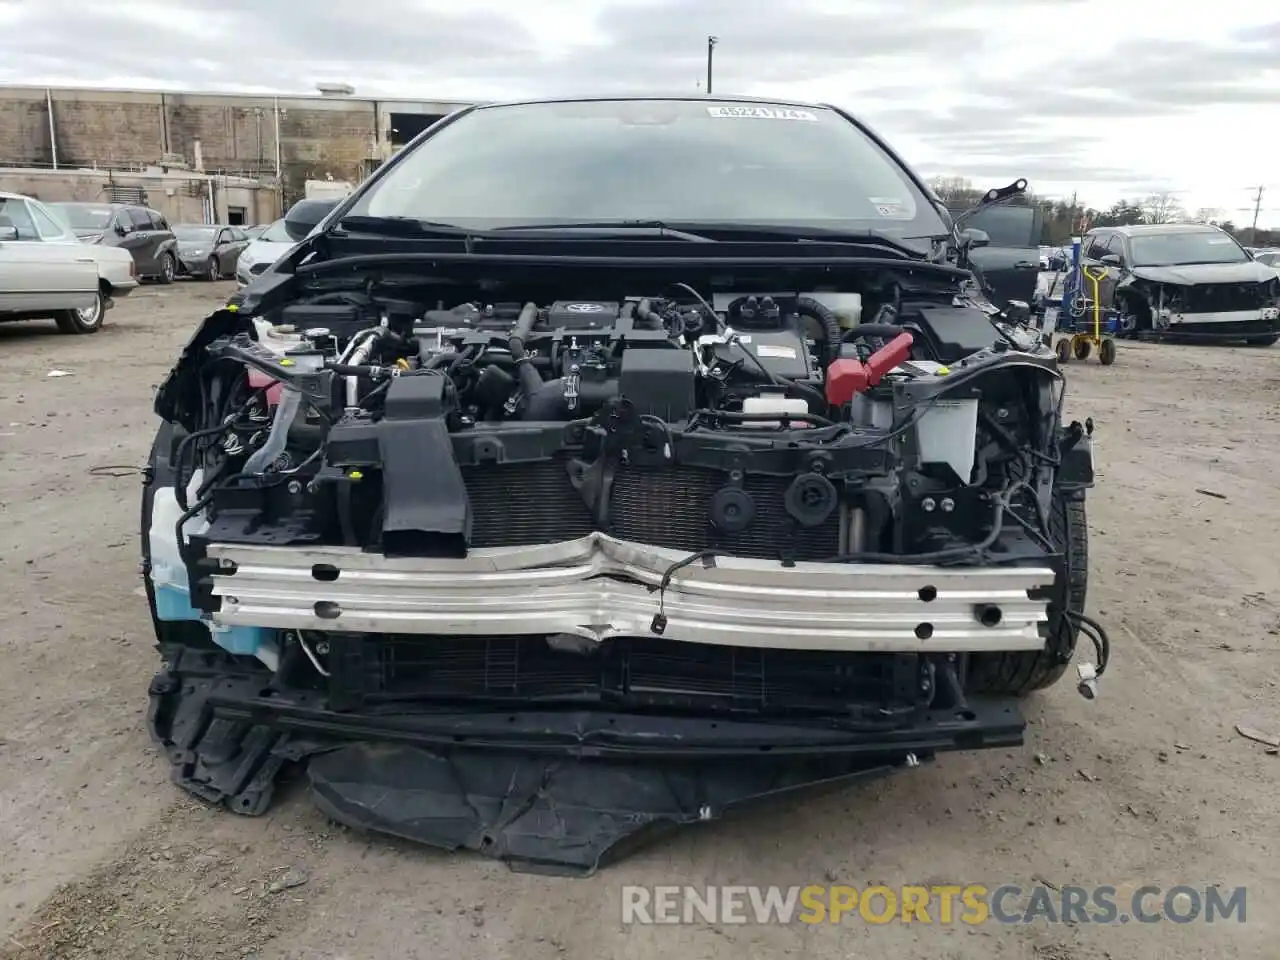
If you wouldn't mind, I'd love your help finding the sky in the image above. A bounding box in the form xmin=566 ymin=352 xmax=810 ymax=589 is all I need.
xmin=1 ymin=0 xmax=1277 ymax=227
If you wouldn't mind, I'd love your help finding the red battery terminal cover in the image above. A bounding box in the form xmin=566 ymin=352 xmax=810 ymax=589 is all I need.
xmin=824 ymin=331 xmax=915 ymax=406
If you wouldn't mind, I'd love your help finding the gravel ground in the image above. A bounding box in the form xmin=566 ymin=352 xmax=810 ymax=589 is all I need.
xmin=1 ymin=283 xmax=1277 ymax=960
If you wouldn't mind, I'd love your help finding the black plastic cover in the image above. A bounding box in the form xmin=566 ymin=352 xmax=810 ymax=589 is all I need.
xmin=620 ymin=348 xmax=697 ymax=422
xmin=910 ymin=304 xmax=1001 ymax=362
xmin=716 ymin=329 xmax=811 ymax=381
xmin=378 ymin=374 xmax=471 ymax=556
xmin=1056 ymin=433 xmax=1095 ymax=492
xmin=278 ymin=303 xmax=365 ymax=340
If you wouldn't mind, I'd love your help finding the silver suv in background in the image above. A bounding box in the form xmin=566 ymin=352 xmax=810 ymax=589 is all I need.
xmin=234 ymin=218 xmax=296 ymax=285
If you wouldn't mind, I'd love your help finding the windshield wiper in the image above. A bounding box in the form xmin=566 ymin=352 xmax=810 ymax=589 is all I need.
xmin=338 ymin=215 xmax=718 ymax=244
xmin=645 ymin=221 xmax=937 ymax=257
xmin=490 ymin=220 xmax=715 ymax=242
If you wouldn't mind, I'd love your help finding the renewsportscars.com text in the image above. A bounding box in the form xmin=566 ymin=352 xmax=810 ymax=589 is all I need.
xmin=621 ymin=884 xmax=1246 ymax=926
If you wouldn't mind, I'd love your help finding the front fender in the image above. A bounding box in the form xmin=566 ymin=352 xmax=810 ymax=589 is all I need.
xmin=154 ymin=305 xmax=255 ymax=429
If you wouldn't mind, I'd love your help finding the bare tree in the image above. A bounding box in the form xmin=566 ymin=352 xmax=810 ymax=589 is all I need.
xmin=1141 ymin=191 xmax=1184 ymax=224
xmin=928 ymin=175 xmax=979 ymax=205
xmin=1192 ymin=207 xmax=1222 ymax=223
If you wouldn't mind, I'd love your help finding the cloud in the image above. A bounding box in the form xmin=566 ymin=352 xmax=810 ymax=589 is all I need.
xmin=0 ymin=0 xmax=1276 ymax=223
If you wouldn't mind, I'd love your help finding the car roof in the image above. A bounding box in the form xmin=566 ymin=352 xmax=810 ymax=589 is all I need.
xmin=473 ymin=93 xmax=834 ymax=112
xmin=53 ymin=200 xmax=132 ymax=207
xmin=0 ymin=193 xmax=134 ymax=210
xmin=1105 ymin=222 xmax=1226 ymax=237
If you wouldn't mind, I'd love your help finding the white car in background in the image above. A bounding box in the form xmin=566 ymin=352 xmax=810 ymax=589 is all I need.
xmin=234 ymin=218 xmax=296 ymax=286
xmin=0 ymin=191 xmax=139 ymax=333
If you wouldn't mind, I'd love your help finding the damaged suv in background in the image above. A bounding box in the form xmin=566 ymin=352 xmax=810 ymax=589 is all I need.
xmin=141 ymin=96 xmax=1104 ymax=874
xmin=1083 ymin=222 xmax=1280 ymax=345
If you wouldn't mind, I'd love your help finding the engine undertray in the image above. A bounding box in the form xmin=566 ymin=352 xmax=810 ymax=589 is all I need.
xmin=147 ymin=643 xmax=1025 ymax=875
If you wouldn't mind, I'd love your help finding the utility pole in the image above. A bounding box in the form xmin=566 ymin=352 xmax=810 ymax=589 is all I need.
xmin=1248 ymin=185 xmax=1264 ymax=244
xmin=706 ymin=36 xmax=718 ymax=94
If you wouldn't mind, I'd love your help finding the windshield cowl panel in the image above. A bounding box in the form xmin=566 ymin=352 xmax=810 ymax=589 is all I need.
xmin=343 ymin=99 xmax=945 ymax=242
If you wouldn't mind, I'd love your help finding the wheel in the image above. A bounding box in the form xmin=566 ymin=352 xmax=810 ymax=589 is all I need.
xmin=1245 ymin=334 xmax=1278 ymax=347
xmin=966 ymin=493 xmax=1089 ymax=697
xmin=158 ymin=253 xmax=175 ymax=285
xmin=1054 ymin=338 xmax=1072 ymax=364
xmin=205 ymin=257 xmax=221 ymax=282
xmin=54 ymin=290 xmax=106 ymax=334
xmin=1099 ymin=338 xmax=1117 ymax=365
xmin=1073 ymin=337 xmax=1092 ymax=360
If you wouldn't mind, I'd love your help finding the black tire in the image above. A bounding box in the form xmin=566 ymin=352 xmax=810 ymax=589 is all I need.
xmin=1054 ymin=338 xmax=1072 ymax=364
xmin=967 ymin=493 xmax=1088 ymax=697
xmin=1099 ymin=337 xmax=1117 ymax=365
xmin=1073 ymin=337 xmax=1091 ymax=360
xmin=1245 ymin=334 xmax=1278 ymax=347
xmin=54 ymin=289 xmax=106 ymax=335
xmin=158 ymin=253 xmax=176 ymax=285
xmin=205 ymin=257 xmax=220 ymax=282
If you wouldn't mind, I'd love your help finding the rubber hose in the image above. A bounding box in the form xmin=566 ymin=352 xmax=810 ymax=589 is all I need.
xmin=842 ymin=323 xmax=906 ymax=340
xmin=507 ymin=301 xmax=544 ymax=396
xmin=795 ymin=296 xmax=844 ymax=362
xmin=508 ymin=301 xmax=538 ymax=361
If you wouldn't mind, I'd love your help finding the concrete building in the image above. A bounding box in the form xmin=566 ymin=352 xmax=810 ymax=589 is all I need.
xmin=0 ymin=165 xmax=279 ymax=227
xmin=0 ymin=84 xmax=477 ymax=214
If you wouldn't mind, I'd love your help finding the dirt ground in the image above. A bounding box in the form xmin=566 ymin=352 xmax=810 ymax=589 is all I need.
xmin=1 ymin=283 xmax=1278 ymax=960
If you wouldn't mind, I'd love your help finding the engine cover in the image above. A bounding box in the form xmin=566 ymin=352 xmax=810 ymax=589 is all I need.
xmin=546 ymin=301 xmax=619 ymax=330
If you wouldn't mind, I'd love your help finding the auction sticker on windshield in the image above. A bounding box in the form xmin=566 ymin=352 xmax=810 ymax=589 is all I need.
xmin=870 ymin=197 xmax=913 ymax=218
xmin=706 ymin=105 xmax=818 ymax=121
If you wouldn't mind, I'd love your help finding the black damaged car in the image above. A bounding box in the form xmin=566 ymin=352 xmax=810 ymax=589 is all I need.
xmin=1083 ymin=222 xmax=1280 ymax=345
xmin=140 ymin=96 xmax=1105 ymax=874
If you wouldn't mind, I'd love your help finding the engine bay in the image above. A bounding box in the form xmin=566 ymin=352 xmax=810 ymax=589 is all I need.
xmin=151 ymin=271 xmax=1093 ymax=593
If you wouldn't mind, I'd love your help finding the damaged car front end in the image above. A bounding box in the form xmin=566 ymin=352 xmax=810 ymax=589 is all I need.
xmin=1093 ymin=223 xmax=1280 ymax=345
xmin=141 ymin=96 xmax=1103 ymax=874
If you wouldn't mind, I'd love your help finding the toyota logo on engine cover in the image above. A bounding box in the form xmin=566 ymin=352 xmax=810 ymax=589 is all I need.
xmin=565 ymin=303 xmax=604 ymax=313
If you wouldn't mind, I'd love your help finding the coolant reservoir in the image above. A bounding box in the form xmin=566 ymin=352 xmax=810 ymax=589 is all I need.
xmin=256 ymin=319 xmax=303 ymax=354
xmin=743 ymin=394 xmax=812 ymax=428
xmin=916 ymin=398 xmax=980 ymax=483
xmin=247 ymin=321 xmax=319 ymax=405
xmin=148 ymin=470 xmax=209 ymax=621
xmin=802 ymin=292 xmax=863 ymax=330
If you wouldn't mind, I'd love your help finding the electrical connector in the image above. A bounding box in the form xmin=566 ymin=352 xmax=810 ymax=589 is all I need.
xmin=1076 ymin=662 xmax=1099 ymax=700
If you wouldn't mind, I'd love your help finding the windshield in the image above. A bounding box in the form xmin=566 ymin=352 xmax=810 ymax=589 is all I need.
xmin=1130 ymin=231 xmax=1249 ymax=267
xmin=54 ymin=203 xmax=114 ymax=230
xmin=257 ymin=219 xmax=293 ymax=243
xmin=174 ymin=225 xmax=217 ymax=241
xmin=347 ymin=99 xmax=941 ymax=234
